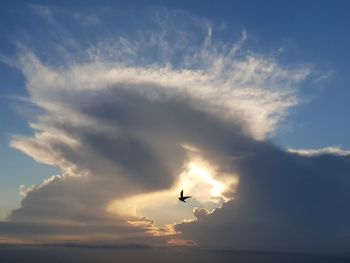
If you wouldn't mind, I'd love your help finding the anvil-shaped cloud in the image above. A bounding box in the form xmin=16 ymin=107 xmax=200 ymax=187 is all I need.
xmin=1 ymin=10 xmax=349 ymax=254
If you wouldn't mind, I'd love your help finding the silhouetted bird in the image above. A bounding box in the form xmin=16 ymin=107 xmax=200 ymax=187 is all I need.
xmin=179 ymin=190 xmax=191 ymax=202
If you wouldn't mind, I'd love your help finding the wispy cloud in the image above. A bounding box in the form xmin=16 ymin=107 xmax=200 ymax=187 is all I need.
xmin=29 ymin=4 xmax=52 ymax=20
xmin=288 ymin=146 xmax=350 ymax=156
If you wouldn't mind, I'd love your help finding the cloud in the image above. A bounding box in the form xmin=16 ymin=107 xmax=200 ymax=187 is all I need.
xmin=176 ymin=146 xmax=350 ymax=254
xmin=5 ymin=10 xmax=348 ymax=255
xmin=29 ymin=4 xmax=52 ymax=19
xmin=288 ymin=146 xmax=350 ymax=156
xmin=193 ymin=208 xmax=209 ymax=221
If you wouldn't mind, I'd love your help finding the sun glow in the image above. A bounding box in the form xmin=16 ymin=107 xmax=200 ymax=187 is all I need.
xmin=178 ymin=159 xmax=237 ymax=203
xmin=107 ymin=156 xmax=238 ymax=226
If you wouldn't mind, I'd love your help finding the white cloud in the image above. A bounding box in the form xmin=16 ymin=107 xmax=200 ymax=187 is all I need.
xmin=4 ymin=11 xmax=336 ymax=252
xmin=288 ymin=146 xmax=350 ymax=156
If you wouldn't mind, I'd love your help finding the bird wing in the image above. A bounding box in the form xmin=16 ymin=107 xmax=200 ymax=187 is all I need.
xmin=183 ymin=196 xmax=191 ymax=200
xmin=180 ymin=190 xmax=183 ymax=198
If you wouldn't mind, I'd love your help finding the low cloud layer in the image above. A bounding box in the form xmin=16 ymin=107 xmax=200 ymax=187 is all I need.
xmin=1 ymin=9 xmax=349 ymax=254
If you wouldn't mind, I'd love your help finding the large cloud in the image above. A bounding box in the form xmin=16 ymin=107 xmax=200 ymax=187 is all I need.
xmin=4 ymin=9 xmax=348 ymax=254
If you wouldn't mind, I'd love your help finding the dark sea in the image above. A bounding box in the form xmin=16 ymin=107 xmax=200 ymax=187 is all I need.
xmin=0 ymin=245 xmax=349 ymax=263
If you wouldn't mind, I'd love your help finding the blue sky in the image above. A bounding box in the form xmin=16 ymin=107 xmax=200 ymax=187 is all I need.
xmin=0 ymin=0 xmax=350 ymax=254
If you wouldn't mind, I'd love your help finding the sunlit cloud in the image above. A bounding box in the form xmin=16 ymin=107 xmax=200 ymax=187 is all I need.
xmin=180 ymin=158 xmax=238 ymax=202
xmin=5 ymin=10 xmax=348 ymax=255
xmin=107 ymin=152 xmax=238 ymax=227
xmin=6 ymin=16 xmax=307 ymax=236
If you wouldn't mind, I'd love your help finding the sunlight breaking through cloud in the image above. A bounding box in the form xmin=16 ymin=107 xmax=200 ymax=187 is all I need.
xmin=107 ymin=153 xmax=238 ymax=227
xmin=0 ymin=10 xmax=320 ymax=248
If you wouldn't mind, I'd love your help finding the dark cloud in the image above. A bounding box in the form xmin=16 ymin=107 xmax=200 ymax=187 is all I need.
xmin=8 ymin=87 xmax=249 ymax=219
xmin=10 ymin=84 xmax=350 ymax=253
xmin=176 ymin=145 xmax=350 ymax=254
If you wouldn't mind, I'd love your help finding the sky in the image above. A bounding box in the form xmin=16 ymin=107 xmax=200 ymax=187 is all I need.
xmin=0 ymin=0 xmax=350 ymax=260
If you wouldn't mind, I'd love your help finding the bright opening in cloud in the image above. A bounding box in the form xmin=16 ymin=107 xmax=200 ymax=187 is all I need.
xmin=107 ymin=154 xmax=238 ymax=227
xmin=178 ymin=157 xmax=238 ymax=203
